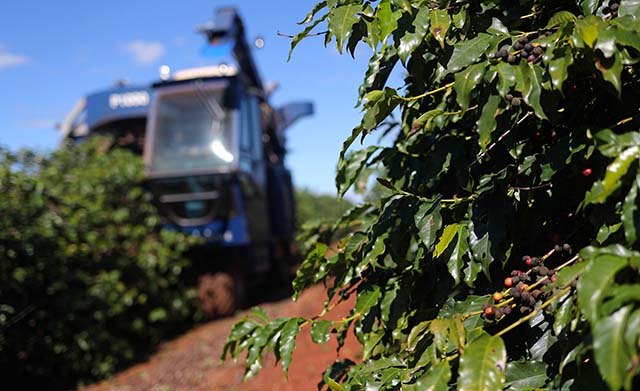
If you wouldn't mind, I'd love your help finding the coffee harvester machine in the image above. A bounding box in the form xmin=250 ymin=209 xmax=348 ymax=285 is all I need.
xmin=59 ymin=8 xmax=314 ymax=317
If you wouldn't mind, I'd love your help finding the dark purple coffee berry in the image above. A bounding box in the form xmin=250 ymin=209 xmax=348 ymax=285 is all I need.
xmin=539 ymin=266 xmax=549 ymax=276
xmin=507 ymin=54 xmax=517 ymax=64
xmin=524 ymin=43 xmax=534 ymax=52
xmin=533 ymin=46 xmax=544 ymax=55
xmin=511 ymin=97 xmax=522 ymax=107
xmin=501 ymin=305 xmax=512 ymax=315
xmin=518 ymin=36 xmax=528 ymax=44
xmin=514 ymin=42 xmax=524 ymax=50
xmin=528 ymin=54 xmax=537 ymax=62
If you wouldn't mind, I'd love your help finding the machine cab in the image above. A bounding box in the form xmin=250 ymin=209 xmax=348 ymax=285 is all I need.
xmin=144 ymin=73 xmax=265 ymax=188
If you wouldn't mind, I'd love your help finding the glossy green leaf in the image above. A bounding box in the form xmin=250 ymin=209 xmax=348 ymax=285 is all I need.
xmin=584 ymin=145 xmax=640 ymax=204
xmin=494 ymin=62 xmax=516 ymax=97
xmin=414 ymin=201 xmax=443 ymax=250
xmin=407 ymin=320 xmax=431 ymax=352
xmin=329 ymin=4 xmax=362 ymax=53
xmin=430 ymin=9 xmax=451 ymax=48
xmin=505 ymin=360 xmax=548 ymax=390
xmin=411 ymin=109 xmax=445 ymax=133
xmin=593 ymin=306 xmax=633 ymax=391
xmin=447 ymin=33 xmax=493 ymax=72
xmin=288 ymin=14 xmax=329 ymax=60
xmin=434 ymin=224 xmax=459 ymax=258
xmin=545 ymin=11 xmax=577 ymax=28
xmin=430 ymin=319 xmax=450 ymax=353
xmin=619 ymin=0 xmax=640 ymax=17
xmin=476 ymin=94 xmax=501 ymax=150
xmin=404 ymin=361 xmax=451 ymax=391
xmin=311 ymin=320 xmax=333 ymax=344
xmin=397 ymin=7 xmax=430 ymax=63
xmin=455 ymin=63 xmax=486 ymax=110
xmin=548 ymin=47 xmax=574 ymax=92
xmin=449 ymin=224 xmax=469 ymax=285
xmin=458 ymin=335 xmax=507 ymax=391
xmin=553 ymin=294 xmax=576 ymax=335
xmin=581 ymin=0 xmax=599 ymax=14
xmin=575 ymin=16 xmax=601 ymax=47
xmin=578 ymin=254 xmax=628 ymax=323
xmin=516 ymin=63 xmax=547 ymax=119
xmin=326 ymin=376 xmax=345 ymax=391
xmin=376 ymin=0 xmax=400 ymax=47
xmin=279 ymin=318 xmax=302 ymax=376
xmin=622 ymin=179 xmax=639 ymax=244
xmin=355 ymin=284 xmax=382 ymax=315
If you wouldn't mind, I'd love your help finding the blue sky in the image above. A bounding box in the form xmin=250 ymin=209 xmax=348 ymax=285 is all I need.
xmin=0 ymin=1 xmax=378 ymax=195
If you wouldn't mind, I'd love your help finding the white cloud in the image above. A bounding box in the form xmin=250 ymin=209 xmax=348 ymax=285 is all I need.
xmin=0 ymin=44 xmax=30 ymax=70
xmin=121 ymin=40 xmax=166 ymax=65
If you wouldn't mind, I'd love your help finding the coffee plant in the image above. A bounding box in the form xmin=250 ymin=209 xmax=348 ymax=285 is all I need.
xmin=0 ymin=138 xmax=199 ymax=389
xmin=224 ymin=0 xmax=640 ymax=390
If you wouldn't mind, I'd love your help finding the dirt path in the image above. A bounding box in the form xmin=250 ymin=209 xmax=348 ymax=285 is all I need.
xmin=84 ymin=284 xmax=360 ymax=391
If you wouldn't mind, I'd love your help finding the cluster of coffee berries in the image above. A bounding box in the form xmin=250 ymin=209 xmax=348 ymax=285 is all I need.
xmin=553 ymin=243 xmax=573 ymax=255
xmin=604 ymin=0 xmax=621 ymax=18
xmin=481 ymin=302 xmax=511 ymax=321
xmin=492 ymin=31 xmax=553 ymax=65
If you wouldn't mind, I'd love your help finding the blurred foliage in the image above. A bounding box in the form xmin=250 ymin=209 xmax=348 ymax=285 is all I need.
xmin=226 ymin=1 xmax=640 ymax=390
xmin=0 ymin=137 xmax=199 ymax=389
xmin=295 ymin=188 xmax=353 ymax=227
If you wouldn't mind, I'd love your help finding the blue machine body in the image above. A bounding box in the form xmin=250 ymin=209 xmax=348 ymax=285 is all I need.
xmin=60 ymin=7 xmax=312 ymax=260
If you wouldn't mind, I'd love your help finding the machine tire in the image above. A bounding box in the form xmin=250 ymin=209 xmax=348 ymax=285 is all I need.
xmin=197 ymin=272 xmax=243 ymax=318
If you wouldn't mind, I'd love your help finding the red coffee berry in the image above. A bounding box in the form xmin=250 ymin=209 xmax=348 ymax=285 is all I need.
xmin=582 ymin=168 xmax=592 ymax=176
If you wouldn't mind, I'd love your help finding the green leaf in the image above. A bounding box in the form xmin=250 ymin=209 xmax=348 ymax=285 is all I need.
xmin=623 ymin=179 xmax=639 ymax=244
xmin=458 ymin=334 xmax=507 ymax=391
xmin=545 ymin=11 xmax=577 ymax=28
xmin=429 ymin=319 xmax=450 ymax=353
xmin=326 ymin=375 xmax=345 ymax=391
xmin=555 ymin=262 xmax=587 ymax=287
xmin=575 ymin=16 xmax=601 ymax=47
xmin=553 ymin=294 xmax=576 ymax=335
xmin=581 ymin=0 xmax=600 ymax=14
xmin=596 ymin=52 xmax=624 ymax=94
xmin=298 ymin=1 xmax=327 ymax=24
xmin=476 ymin=94 xmax=501 ymax=150
xmin=516 ymin=63 xmax=547 ymax=119
xmin=505 ymin=360 xmax=548 ymax=390
xmin=447 ymin=33 xmax=493 ymax=72
xmin=397 ymin=7 xmax=430 ymax=63
xmin=376 ymin=0 xmax=401 ymax=47
xmin=278 ymin=318 xmax=302 ymax=376
xmin=430 ymin=9 xmax=451 ymax=48
xmin=584 ymin=145 xmax=640 ymax=205
xmin=455 ymin=63 xmax=486 ymax=110
xmin=311 ymin=320 xmax=333 ymax=344
xmin=414 ymin=200 xmax=443 ymax=250
xmin=578 ymin=254 xmax=628 ymax=323
xmin=434 ymin=224 xmax=458 ymax=258
xmin=411 ymin=109 xmax=445 ymax=133
xmin=449 ymin=224 xmax=469 ymax=285
xmin=288 ymin=14 xmax=329 ymax=61
xmin=619 ymin=0 xmax=640 ymax=17
xmin=336 ymin=146 xmax=379 ymax=197
xmin=592 ymin=306 xmax=633 ymax=391
xmin=404 ymin=361 xmax=451 ymax=391
xmin=407 ymin=320 xmax=431 ymax=352
xmin=494 ymin=62 xmax=517 ymax=97
xmin=329 ymin=4 xmax=362 ymax=53
xmin=548 ymin=47 xmax=574 ymax=92
xmin=356 ymin=284 xmax=382 ymax=314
